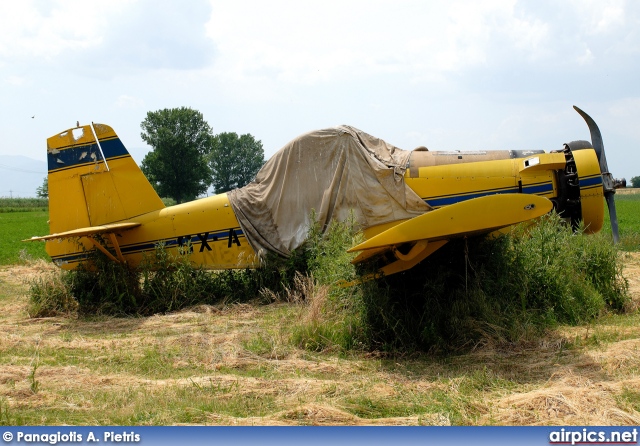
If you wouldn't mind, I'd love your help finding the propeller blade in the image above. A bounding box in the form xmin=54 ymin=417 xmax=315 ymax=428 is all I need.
xmin=573 ymin=106 xmax=606 ymax=169
xmin=605 ymin=193 xmax=620 ymax=244
xmin=573 ymin=105 xmax=619 ymax=244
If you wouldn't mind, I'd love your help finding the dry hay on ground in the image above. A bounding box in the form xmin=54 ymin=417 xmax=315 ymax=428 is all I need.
xmin=0 ymin=254 xmax=639 ymax=425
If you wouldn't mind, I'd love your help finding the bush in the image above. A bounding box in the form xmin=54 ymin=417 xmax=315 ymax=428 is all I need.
xmin=28 ymin=268 xmax=78 ymax=317
xmin=69 ymin=250 xmax=144 ymax=315
xmin=290 ymin=215 xmax=367 ymax=352
xmin=292 ymin=212 xmax=628 ymax=353
xmin=28 ymin=239 xmax=314 ymax=317
xmin=354 ymin=213 xmax=628 ymax=351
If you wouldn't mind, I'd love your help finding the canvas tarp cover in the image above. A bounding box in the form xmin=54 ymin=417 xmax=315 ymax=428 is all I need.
xmin=227 ymin=125 xmax=430 ymax=258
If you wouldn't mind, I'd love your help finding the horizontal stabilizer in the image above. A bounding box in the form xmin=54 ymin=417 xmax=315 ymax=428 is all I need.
xmin=348 ymin=194 xmax=553 ymax=252
xmin=25 ymin=222 xmax=140 ymax=242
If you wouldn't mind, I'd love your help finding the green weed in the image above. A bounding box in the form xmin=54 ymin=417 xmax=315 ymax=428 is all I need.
xmin=28 ymin=357 xmax=40 ymax=394
xmin=617 ymin=387 xmax=640 ymax=412
xmin=69 ymin=248 xmax=145 ymax=316
xmin=0 ymin=398 xmax=10 ymax=425
xmin=27 ymin=268 xmax=78 ymax=317
xmin=363 ymin=214 xmax=627 ymax=351
xmin=293 ymin=212 xmax=629 ymax=353
xmin=27 ymin=239 xmax=313 ymax=316
xmin=341 ymin=395 xmax=418 ymax=418
xmin=290 ymin=214 xmax=368 ymax=352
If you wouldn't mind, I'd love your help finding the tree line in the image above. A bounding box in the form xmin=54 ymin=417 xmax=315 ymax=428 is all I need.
xmin=140 ymin=107 xmax=265 ymax=203
xmin=37 ymin=107 xmax=265 ymax=203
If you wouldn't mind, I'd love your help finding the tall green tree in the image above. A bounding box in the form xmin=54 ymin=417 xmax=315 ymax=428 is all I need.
xmin=140 ymin=107 xmax=213 ymax=203
xmin=209 ymin=132 xmax=265 ymax=193
xmin=631 ymin=176 xmax=640 ymax=188
xmin=36 ymin=177 xmax=48 ymax=199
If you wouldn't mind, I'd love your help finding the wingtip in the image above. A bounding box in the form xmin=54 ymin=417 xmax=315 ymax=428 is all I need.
xmin=23 ymin=236 xmax=44 ymax=242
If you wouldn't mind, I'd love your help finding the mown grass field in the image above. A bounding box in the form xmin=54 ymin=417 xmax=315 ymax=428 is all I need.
xmin=1 ymin=257 xmax=639 ymax=425
xmin=0 ymin=193 xmax=639 ymax=425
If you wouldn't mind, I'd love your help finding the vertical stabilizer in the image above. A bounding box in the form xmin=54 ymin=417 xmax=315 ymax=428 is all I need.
xmin=47 ymin=123 xmax=164 ymax=234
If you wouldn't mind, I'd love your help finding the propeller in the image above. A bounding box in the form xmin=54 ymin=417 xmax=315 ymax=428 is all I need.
xmin=573 ymin=105 xmax=619 ymax=244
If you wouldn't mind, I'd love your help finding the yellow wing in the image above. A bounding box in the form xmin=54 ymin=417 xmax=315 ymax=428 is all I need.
xmin=25 ymin=222 xmax=141 ymax=265
xmin=24 ymin=222 xmax=141 ymax=242
xmin=348 ymin=194 xmax=553 ymax=278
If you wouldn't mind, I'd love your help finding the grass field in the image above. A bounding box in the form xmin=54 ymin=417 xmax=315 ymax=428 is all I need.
xmin=604 ymin=191 xmax=640 ymax=251
xmin=0 ymin=257 xmax=639 ymax=425
xmin=0 ymin=211 xmax=49 ymax=265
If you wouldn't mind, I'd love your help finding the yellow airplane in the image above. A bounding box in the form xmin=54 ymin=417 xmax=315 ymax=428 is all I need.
xmin=27 ymin=106 xmax=624 ymax=278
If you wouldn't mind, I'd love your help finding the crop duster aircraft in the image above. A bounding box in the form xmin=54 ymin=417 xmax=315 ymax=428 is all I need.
xmin=28 ymin=106 xmax=624 ymax=279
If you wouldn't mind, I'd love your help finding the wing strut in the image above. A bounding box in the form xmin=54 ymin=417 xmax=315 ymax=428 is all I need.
xmin=84 ymin=237 xmax=119 ymax=263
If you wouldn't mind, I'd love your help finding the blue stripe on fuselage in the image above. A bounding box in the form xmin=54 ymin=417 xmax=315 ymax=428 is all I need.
xmin=522 ymin=182 xmax=554 ymax=195
xmin=424 ymin=182 xmax=553 ymax=208
xmin=118 ymin=228 xmax=244 ymax=255
xmin=49 ymin=228 xmax=246 ymax=264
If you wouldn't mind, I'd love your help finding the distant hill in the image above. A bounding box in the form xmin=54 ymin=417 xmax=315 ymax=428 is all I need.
xmin=0 ymin=155 xmax=47 ymax=198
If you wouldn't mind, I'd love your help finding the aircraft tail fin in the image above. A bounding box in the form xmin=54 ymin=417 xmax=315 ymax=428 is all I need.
xmin=46 ymin=123 xmax=164 ymax=235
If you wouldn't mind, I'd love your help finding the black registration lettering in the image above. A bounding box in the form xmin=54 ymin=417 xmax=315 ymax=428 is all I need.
xmin=227 ymin=228 xmax=241 ymax=247
xmin=197 ymin=232 xmax=212 ymax=252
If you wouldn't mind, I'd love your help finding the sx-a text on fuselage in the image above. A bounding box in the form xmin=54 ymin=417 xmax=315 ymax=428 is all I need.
xmin=28 ymin=106 xmax=625 ymax=279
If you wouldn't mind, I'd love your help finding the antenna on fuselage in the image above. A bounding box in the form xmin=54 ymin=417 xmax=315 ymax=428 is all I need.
xmin=89 ymin=121 xmax=110 ymax=172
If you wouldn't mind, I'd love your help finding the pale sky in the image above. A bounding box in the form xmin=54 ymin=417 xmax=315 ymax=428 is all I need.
xmin=1 ymin=0 xmax=639 ymax=196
